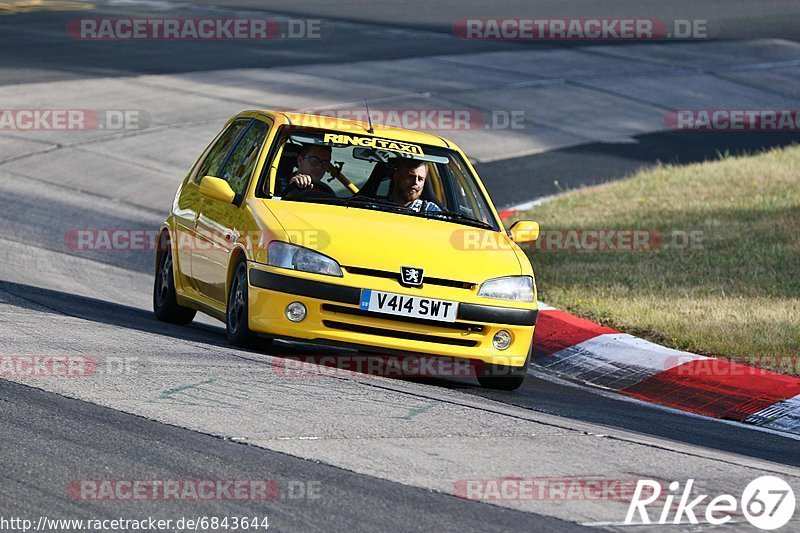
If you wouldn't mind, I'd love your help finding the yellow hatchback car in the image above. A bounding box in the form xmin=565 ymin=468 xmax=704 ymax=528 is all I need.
xmin=154 ymin=110 xmax=540 ymax=390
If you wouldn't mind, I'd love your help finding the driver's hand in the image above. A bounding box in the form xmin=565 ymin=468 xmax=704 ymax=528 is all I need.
xmin=289 ymin=174 xmax=313 ymax=189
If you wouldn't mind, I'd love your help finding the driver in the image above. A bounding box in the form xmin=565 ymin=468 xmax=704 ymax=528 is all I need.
xmin=387 ymin=158 xmax=441 ymax=212
xmin=283 ymin=144 xmax=336 ymax=197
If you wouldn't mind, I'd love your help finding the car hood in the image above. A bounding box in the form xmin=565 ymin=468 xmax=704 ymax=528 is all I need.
xmin=260 ymin=200 xmax=524 ymax=283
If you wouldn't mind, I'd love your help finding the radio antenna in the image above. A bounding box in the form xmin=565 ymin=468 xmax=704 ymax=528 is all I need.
xmin=364 ymin=99 xmax=375 ymax=134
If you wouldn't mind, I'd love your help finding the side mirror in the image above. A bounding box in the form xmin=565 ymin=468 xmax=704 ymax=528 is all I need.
xmin=199 ymin=175 xmax=235 ymax=204
xmin=508 ymin=220 xmax=539 ymax=243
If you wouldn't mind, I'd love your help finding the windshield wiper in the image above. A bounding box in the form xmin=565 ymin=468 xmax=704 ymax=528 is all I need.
xmin=287 ymin=196 xmax=495 ymax=229
xmin=423 ymin=210 xmax=495 ymax=230
xmin=341 ymin=194 xmax=379 ymax=208
xmin=305 ymin=195 xmax=406 ymax=215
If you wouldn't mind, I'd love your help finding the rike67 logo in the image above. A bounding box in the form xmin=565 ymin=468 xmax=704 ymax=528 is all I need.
xmin=626 ymin=476 xmax=795 ymax=530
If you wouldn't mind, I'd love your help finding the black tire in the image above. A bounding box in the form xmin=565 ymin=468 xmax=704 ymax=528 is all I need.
xmin=226 ymin=259 xmax=262 ymax=348
xmin=476 ymin=342 xmax=531 ymax=391
xmin=153 ymin=241 xmax=196 ymax=325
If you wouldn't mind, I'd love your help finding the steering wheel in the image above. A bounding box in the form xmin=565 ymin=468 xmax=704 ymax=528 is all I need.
xmin=283 ymin=180 xmax=336 ymax=200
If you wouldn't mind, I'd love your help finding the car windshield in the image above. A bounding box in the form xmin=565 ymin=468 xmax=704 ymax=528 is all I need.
xmin=265 ymin=129 xmax=500 ymax=231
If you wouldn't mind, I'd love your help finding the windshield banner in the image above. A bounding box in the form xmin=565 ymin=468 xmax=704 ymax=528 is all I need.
xmin=322 ymin=133 xmax=425 ymax=156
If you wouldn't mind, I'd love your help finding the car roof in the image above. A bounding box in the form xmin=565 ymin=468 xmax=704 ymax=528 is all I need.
xmin=245 ymin=110 xmax=453 ymax=149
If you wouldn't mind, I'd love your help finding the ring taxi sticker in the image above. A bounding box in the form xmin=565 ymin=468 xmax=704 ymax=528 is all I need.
xmin=323 ymin=133 xmax=424 ymax=156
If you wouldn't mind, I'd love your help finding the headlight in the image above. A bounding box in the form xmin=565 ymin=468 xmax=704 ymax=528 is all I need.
xmin=267 ymin=241 xmax=342 ymax=277
xmin=477 ymin=276 xmax=535 ymax=302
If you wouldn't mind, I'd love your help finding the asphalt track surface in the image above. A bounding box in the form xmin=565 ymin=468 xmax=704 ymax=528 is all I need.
xmin=1 ymin=379 xmax=577 ymax=532
xmin=5 ymin=3 xmax=800 ymax=206
xmin=185 ymin=0 xmax=800 ymax=41
xmin=1 ymin=1 xmax=800 ymax=531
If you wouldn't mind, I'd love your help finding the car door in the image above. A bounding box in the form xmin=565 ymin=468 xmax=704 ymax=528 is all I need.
xmin=174 ymin=118 xmax=251 ymax=296
xmin=175 ymin=118 xmax=251 ymax=295
xmin=194 ymin=118 xmax=271 ymax=305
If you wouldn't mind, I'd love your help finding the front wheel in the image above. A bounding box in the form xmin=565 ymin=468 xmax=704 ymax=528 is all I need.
xmin=226 ymin=259 xmax=264 ymax=348
xmin=476 ymin=343 xmax=531 ymax=391
xmin=153 ymin=242 xmax=196 ymax=325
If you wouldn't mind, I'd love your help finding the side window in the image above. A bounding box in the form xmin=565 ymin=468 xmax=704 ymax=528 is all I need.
xmin=219 ymin=120 xmax=270 ymax=196
xmin=192 ymin=119 xmax=250 ymax=184
xmin=447 ymin=160 xmax=492 ymax=224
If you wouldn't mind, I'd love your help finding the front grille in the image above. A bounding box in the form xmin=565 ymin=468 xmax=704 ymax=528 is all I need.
xmin=343 ymin=266 xmax=475 ymax=290
xmin=322 ymin=320 xmax=480 ymax=347
xmin=322 ymin=304 xmax=485 ymax=333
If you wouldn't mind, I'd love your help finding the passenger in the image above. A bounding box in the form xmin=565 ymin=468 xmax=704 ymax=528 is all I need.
xmin=387 ymin=158 xmax=441 ymax=212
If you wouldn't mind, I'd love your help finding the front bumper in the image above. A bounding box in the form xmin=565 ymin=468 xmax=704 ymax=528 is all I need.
xmin=247 ymin=264 xmax=537 ymax=366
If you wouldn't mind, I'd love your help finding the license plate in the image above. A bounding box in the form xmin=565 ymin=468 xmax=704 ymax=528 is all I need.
xmin=359 ymin=289 xmax=458 ymax=323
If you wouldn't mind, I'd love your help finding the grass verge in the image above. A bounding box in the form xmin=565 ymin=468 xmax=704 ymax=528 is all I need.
xmin=516 ymin=145 xmax=800 ymax=374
